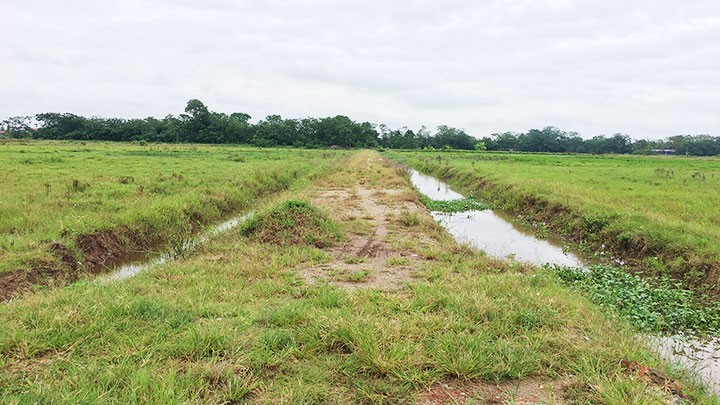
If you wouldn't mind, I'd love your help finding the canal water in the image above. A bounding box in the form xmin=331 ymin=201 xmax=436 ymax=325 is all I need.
xmin=410 ymin=170 xmax=584 ymax=268
xmin=409 ymin=168 xmax=720 ymax=396
xmin=100 ymin=213 xmax=252 ymax=281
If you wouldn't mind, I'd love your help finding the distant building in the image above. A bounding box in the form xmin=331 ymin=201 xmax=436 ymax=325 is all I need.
xmin=651 ymin=149 xmax=676 ymax=155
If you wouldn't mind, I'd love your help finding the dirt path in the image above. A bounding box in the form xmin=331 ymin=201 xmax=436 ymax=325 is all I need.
xmin=301 ymin=152 xmax=577 ymax=403
xmin=300 ymin=153 xmax=439 ymax=290
xmin=419 ymin=376 xmax=573 ymax=405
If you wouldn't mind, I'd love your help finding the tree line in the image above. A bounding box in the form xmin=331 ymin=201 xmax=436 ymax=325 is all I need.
xmin=479 ymin=128 xmax=720 ymax=156
xmin=2 ymin=99 xmax=718 ymax=155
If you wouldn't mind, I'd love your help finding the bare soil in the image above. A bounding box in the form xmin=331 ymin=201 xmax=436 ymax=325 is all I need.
xmin=300 ymin=155 xmax=442 ymax=291
xmin=0 ymin=228 xmax=142 ymax=302
xmin=301 ymin=186 xmax=429 ymax=290
xmin=419 ymin=376 xmax=574 ymax=404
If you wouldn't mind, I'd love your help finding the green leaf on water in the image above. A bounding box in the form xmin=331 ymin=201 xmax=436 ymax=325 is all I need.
xmin=422 ymin=196 xmax=493 ymax=213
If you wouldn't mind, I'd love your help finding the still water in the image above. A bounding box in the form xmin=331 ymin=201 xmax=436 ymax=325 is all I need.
xmin=411 ymin=169 xmax=584 ymax=268
xmin=408 ymin=168 xmax=720 ymax=396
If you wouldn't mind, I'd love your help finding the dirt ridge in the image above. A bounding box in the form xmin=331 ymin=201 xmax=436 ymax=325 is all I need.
xmin=301 ymin=156 xmax=436 ymax=290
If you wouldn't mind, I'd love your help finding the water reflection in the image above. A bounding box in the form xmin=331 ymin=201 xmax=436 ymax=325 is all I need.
xmin=408 ymin=167 xmax=719 ymax=396
xmin=433 ymin=210 xmax=584 ymax=268
xmin=410 ymin=170 xmax=464 ymax=201
xmin=652 ymin=335 xmax=720 ymax=395
xmin=409 ymin=169 xmax=583 ymax=268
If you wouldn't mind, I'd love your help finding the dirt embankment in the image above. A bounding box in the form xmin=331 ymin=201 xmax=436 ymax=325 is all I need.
xmin=0 ymin=227 xmax=146 ymax=302
xmin=410 ymin=162 xmax=720 ymax=297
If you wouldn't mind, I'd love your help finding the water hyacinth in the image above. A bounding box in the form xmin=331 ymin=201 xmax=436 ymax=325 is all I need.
xmin=554 ymin=265 xmax=720 ymax=335
xmin=422 ymin=196 xmax=493 ymax=213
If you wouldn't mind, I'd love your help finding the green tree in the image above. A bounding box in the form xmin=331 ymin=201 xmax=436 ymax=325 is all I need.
xmin=432 ymin=126 xmax=476 ymax=150
xmin=0 ymin=116 xmax=34 ymax=138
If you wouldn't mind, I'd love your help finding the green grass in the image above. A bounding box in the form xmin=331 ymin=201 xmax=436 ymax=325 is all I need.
xmin=343 ymin=256 xmax=366 ymax=264
xmin=240 ymin=200 xmax=343 ymax=248
xmin=0 ymin=140 xmax=345 ymax=277
xmin=555 ymin=265 xmax=720 ymax=334
xmin=0 ymin=148 xmax=717 ymax=403
xmin=397 ymin=211 xmax=421 ymax=227
xmin=387 ymin=150 xmax=720 ymax=292
xmin=1 ymin=234 xmax=713 ymax=402
xmin=385 ymin=257 xmax=410 ymax=266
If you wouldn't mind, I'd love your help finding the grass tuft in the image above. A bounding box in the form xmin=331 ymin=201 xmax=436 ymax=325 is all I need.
xmin=397 ymin=211 xmax=421 ymax=227
xmin=240 ymin=200 xmax=343 ymax=248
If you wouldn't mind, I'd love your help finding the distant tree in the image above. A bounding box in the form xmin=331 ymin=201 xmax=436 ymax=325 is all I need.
xmin=487 ymin=132 xmax=520 ymax=151
xmin=180 ymin=99 xmax=212 ymax=142
xmin=688 ymin=135 xmax=720 ymax=156
xmin=0 ymin=116 xmax=34 ymax=138
xmin=605 ymin=133 xmax=633 ymax=154
xmin=665 ymin=135 xmax=691 ymax=156
xmin=35 ymin=113 xmax=87 ymax=139
xmin=565 ymin=132 xmax=586 ymax=153
xmin=225 ymin=112 xmax=253 ymax=143
xmin=520 ymin=127 xmax=568 ymax=152
xmin=24 ymin=100 xmax=718 ymax=155
xmin=432 ymin=126 xmax=476 ymax=150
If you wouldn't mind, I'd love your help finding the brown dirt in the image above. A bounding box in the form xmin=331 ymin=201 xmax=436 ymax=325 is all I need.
xmin=1 ymin=228 xmax=142 ymax=303
xmin=620 ymin=359 xmax=688 ymax=399
xmin=1 ymin=348 xmax=72 ymax=376
xmin=419 ymin=376 xmax=573 ymax=404
xmin=77 ymin=229 xmax=133 ymax=272
xmin=301 ymin=156 xmax=439 ymax=290
xmin=0 ymin=264 xmax=60 ymax=302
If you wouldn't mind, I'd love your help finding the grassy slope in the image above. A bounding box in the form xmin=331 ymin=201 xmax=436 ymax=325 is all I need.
xmin=0 ymin=150 xmax=715 ymax=403
xmin=388 ymin=151 xmax=720 ymax=291
xmin=0 ymin=140 xmax=344 ymax=275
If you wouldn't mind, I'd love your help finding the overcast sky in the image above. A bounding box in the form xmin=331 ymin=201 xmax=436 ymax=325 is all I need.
xmin=2 ymin=0 xmax=719 ymax=139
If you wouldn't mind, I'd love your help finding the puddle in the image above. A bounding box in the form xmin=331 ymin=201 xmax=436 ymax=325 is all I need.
xmin=410 ymin=169 xmax=583 ymax=268
xmin=99 ymin=213 xmax=252 ymax=281
xmin=652 ymin=335 xmax=720 ymax=395
xmin=408 ymin=168 xmax=719 ymax=397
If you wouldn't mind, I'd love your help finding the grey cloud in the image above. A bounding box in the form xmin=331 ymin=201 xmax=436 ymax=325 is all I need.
xmin=2 ymin=0 xmax=719 ymax=138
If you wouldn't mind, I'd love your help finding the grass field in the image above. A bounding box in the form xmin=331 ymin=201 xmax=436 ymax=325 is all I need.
xmin=0 ymin=144 xmax=717 ymax=403
xmin=387 ymin=151 xmax=720 ymax=294
xmin=0 ymin=140 xmax=344 ymax=299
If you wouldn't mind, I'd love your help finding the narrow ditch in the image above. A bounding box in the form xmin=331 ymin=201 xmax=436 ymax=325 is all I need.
xmin=99 ymin=212 xmax=253 ymax=282
xmin=408 ymin=168 xmax=720 ymax=396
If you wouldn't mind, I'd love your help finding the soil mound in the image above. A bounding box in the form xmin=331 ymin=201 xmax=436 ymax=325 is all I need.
xmin=240 ymin=200 xmax=342 ymax=248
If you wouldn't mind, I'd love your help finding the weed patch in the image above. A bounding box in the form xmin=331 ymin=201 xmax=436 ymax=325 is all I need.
xmin=422 ymin=196 xmax=493 ymax=213
xmin=343 ymin=256 xmax=365 ymax=264
xmin=555 ymin=265 xmax=720 ymax=334
xmin=385 ymin=257 xmax=411 ymax=266
xmin=397 ymin=211 xmax=421 ymax=227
